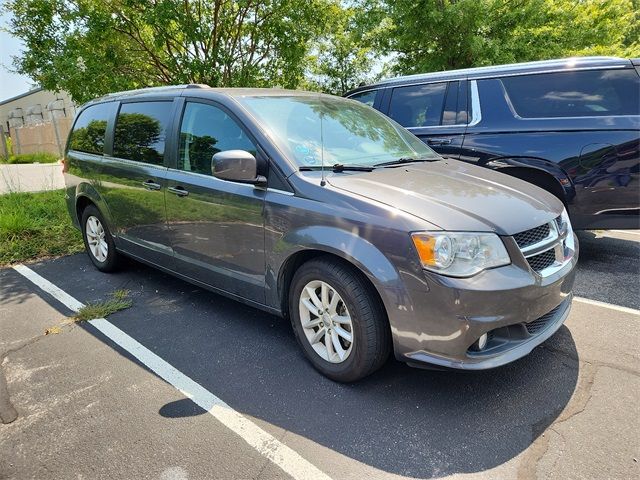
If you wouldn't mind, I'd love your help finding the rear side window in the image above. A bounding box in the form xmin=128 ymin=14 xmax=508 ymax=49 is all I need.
xmin=388 ymin=82 xmax=447 ymax=127
xmin=502 ymin=69 xmax=640 ymax=118
xmin=68 ymin=103 xmax=112 ymax=155
xmin=348 ymin=90 xmax=377 ymax=107
xmin=113 ymin=101 xmax=173 ymax=165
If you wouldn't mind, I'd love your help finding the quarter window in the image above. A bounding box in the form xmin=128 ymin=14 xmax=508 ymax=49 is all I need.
xmin=68 ymin=103 xmax=112 ymax=155
xmin=178 ymin=102 xmax=256 ymax=176
xmin=348 ymin=90 xmax=377 ymax=107
xmin=113 ymin=101 xmax=173 ymax=165
xmin=501 ymin=69 xmax=640 ymax=118
xmin=388 ymin=82 xmax=447 ymax=127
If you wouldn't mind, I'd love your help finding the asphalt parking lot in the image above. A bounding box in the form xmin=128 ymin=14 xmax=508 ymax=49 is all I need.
xmin=1 ymin=230 xmax=639 ymax=479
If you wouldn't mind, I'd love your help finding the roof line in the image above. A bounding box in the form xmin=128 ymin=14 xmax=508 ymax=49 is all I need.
xmin=0 ymin=87 xmax=45 ymax=106
xmin=372 ymin=56 xmax=629 ymax=86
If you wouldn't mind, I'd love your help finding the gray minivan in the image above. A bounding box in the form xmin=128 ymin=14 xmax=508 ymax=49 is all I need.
xmin=64 ymin=86 xmax=578 ymax=381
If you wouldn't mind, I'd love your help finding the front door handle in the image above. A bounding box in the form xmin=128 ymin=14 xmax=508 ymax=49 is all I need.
xmin=427 ymin=138 xmax=452 ymax=146
xmin=168 ymin=186 xmax=189 ymax=197
xmin=142 ymin=180 xmax=162 ymax=191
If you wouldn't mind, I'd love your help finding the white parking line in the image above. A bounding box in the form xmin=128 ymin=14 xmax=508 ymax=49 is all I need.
xmin=13 ymin=264 xmax=332 ymax=480
xmin=610 ymin=230 xmax=640 ymax=237
xmin=574 ymin=296 xmax=640 ymax=316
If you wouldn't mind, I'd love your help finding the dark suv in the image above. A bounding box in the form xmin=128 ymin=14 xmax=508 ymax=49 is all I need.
xmin=346 ymin=57 xmax=640 ymax=229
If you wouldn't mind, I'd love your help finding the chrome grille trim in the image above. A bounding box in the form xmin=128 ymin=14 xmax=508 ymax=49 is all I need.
xmin=518 ymin=221 xmax=559 ymax=257
xmin=512 ymin=217 xmax=571 ymax=276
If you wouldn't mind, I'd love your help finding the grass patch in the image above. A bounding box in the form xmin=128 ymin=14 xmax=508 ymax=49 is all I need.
xmin=74 ymin=290 xmax=133 ymax=322
xmin=2 ymin=152 xmax=60 ymax=164
xmin=0 ymin=189 xmax=84 ymax=265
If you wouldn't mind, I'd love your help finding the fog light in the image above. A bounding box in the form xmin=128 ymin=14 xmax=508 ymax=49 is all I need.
xmin=475 ymin=333 xmax=488 ymax=351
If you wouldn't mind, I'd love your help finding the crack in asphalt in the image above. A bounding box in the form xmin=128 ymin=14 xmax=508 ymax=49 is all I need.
xmin=515 ymin=340 xmax=634 ymax=480
xmin=539 ymin=343 xmax=640 ymax=378
xmin=0 ymin=324 xmax=76 ymax=424
xmin=0 ymin=336 xmax=42 ymax=424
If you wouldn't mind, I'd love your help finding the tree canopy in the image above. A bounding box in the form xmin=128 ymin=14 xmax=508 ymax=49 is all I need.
xmin=4 ymin=0 xmax=639 ymax=101
xmin=5 ymin=0 xmax=331 ymax=102
xmin=381 ymin=0 xmax=640 ymax=75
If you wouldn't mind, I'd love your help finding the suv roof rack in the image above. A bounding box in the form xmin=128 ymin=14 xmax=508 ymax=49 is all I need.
xmin=373 ymin=56 xmax=629 ymax=86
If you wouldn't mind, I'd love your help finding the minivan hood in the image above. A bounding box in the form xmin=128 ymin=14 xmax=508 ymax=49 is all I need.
xmin=326 ymin=160 xmax=562 ymax=235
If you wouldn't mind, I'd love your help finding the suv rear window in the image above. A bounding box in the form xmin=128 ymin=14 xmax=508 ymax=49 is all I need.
xmin=68 ymin=103 xmax=112 ymax=155
xmin=501 ymin=69 xmax=640 ymax=118
xmin=113 ymin=101 xmax=173 ymax=165
xmin=388 ymin=82 xmax=447 ymax=127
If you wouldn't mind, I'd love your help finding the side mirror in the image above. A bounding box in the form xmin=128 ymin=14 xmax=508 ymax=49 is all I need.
xmin=212 ymin=150 xmax=266 ymax=185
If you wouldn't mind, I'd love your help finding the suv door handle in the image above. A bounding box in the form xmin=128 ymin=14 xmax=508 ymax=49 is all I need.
xmin=168 ymin=186 xmax=189 ymax=197
xmin=427 ymin=138 xmax=452 ymax=146
xmin=142 ymin=180 xmax=162 ymax=191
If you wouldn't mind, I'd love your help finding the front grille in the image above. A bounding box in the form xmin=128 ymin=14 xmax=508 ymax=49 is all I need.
xmin=513 ymin=223 xmax=550 ymax=249
xmin=526 ymin=248 xmax=556 ymax=272
xmin=525 ymin=302 xmax=563 ymax=335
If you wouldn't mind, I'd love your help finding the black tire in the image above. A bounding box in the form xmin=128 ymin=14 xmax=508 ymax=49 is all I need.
xmin=80 ymin=204 xmax=121 ymax=272
xmin=289 ymin=256 xmax=391 ymax=382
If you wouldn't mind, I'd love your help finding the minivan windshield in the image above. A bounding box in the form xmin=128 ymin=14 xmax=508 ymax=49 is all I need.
xmin=237 ymin=95 xmax=439 ymax=168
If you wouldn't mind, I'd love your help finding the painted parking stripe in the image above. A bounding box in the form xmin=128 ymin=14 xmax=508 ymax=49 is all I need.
xmin=574 ymin=296 xmax=640 ymax=316
xmin=13 ymin=264 xmax=332 ymax=480
xmin=13 ymin=264 xmax=84 ymax=311
xmin=609 ymin=230 xmax=640 ymax=237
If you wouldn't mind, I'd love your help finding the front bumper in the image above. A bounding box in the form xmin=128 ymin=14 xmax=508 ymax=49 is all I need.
xmin=405 ymin=295 xmax=572 ymax=370
xmin=390 ymin=236 xmax=578 ymax=370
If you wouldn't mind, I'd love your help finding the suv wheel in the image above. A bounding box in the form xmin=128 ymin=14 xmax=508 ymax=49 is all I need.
xmin=81 ymin=204 xmax=120 ymax=272
xmin=289 ymin=257 xmax=390 ymax=382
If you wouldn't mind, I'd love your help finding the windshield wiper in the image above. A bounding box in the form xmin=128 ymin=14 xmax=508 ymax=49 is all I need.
xmin=331 ymin=163 xmax=375 ymax=172
xmin=374 ymin=157 xmax=438 ymax=167
xmin=299 ymin=164 xmax=375 ymax=172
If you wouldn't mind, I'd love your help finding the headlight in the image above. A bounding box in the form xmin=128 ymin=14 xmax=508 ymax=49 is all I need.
xmin=558 ymin=208 xmax=575 ymax=259
xmin=411 ymin=232 xmax=510 ymax=277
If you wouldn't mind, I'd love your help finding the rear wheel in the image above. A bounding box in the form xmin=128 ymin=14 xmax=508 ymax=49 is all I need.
xmin=81 ymin=204 xmax=120 ymax=272
xmin=289 ymin=257 xmax=391 ymax=382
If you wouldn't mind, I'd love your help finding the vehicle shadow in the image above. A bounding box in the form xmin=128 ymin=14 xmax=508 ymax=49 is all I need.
xmin=0 ymin=267 xmax=55 ymax=309
xmin=573 ymin=230 xmax=640 ymax=309
xmin=27 ymin=254 xmax=579 ymax=478
xmin=576 ymin=230 xmax=640 ymax=263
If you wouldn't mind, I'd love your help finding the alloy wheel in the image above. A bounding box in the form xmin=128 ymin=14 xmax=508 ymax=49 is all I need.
xmin=298 ymin=280 xmax=354 ymax=363
xmin=85 ymin=215 xmax=108 ymax=262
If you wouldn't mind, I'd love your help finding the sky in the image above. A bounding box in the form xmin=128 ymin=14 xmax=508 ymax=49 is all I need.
xmin=0 ymin=12 xmax=34 ymax=101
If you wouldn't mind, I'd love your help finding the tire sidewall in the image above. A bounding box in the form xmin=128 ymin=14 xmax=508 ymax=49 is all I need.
xmin=289 ymin=262 xmax=375 ymax=382
xmin=81 ymin=205 xmax=118 ymax=272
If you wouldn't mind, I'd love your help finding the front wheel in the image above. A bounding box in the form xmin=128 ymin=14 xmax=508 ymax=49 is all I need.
xmin=81 ymin=204 xmax=121 ymax=272
xmin=289 ymin=257 xmax=391 ymax=382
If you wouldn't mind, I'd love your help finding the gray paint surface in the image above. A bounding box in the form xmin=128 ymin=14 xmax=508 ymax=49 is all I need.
xmin=64 ymin=87 xmax=577 ymax=369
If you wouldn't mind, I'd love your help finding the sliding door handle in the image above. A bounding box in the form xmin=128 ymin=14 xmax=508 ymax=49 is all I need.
xmin=168 ymin=186 xmax=189 ymax=197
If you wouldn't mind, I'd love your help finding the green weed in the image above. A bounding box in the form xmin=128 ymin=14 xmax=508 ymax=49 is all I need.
xmin=74 ymin=290 xmax=133 ymax=322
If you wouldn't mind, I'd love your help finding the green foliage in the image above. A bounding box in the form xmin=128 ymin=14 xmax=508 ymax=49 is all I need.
xmin=306 ymin=1 xmax=391 ymax=95
xmin=0 ymin=189 xmax=84 ymax=265
xmin=5 ymin=137 xmax=13 ymax=158
xmin=2 ymin=152 xmax=60 ymax=164
xmin=4 ymin=0 xmax=639 ymax=98
xmin=74 ymin=290 xmax=133 ymax=321
xmin=4 ymin=0 xmax=333 ymax=103
xmin=380 ymin=0 xmax=640 ymax=74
